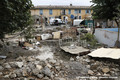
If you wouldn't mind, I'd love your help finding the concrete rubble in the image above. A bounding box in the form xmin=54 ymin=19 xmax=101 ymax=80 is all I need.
xmin=0 ymin=26 xmax=120 ymax=80
xmin=0 ymin=52 xmax=119 ymax=80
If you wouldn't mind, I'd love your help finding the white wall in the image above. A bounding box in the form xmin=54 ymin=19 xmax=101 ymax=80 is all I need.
xmin=94 ymin=29 xmax=120 ymax=47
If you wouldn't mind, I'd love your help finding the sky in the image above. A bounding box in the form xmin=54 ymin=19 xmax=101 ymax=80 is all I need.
xmin=31 ymin=0 xmax=93 ymax=6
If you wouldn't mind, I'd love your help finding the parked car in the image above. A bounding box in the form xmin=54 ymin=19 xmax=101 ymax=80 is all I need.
xmin=73 ymin=19 xmax=83 ymax=26
xmin=50 ymin=18 xmax=63 ymax=25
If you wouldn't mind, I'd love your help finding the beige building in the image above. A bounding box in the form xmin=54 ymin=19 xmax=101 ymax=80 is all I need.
xmin=31 ymin=5 xmax=92 ymax=23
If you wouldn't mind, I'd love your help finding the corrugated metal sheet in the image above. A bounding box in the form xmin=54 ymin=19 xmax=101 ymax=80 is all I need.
xmin=88 ymin=48 xmax=120 ymax=59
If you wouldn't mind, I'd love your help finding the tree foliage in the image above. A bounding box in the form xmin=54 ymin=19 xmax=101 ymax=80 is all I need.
xmin=91 ymin=0 xmax=120 ymax=47
xmin=91 ymin=0 xmax=120 ymax=20
xmin=0 ymin=0 xmax=33 ymax=39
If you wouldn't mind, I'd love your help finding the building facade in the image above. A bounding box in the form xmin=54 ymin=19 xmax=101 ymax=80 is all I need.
xmin=30 ymin=5 xmax=92 ymax=23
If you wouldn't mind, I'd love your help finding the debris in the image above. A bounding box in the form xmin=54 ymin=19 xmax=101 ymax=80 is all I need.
xmin=0 ymin=66 xmax=4 ymax=71
xmin=16 ymin=62 xmax=23 ymax=68
xmin=102 ymin=67 xmax=110 ymax=73
xmin=88 ymin=48 xmax=120 ymax=59
xmin=70 ymin=57 xmax=74 ymax=61
xmin=36 ymin=36 xmax=41 ymax=41
xmin=36 ymin=65 xmax=42 ymax=70
xmin=0 ymin=56 xmax=7 ymax=59
xmin=24 ymin=42 xmax=33 ymax=47
xmin=4 ymin=63 xmax=11 ymax=69
xmin=9 ymin=73 xmax=17 ymax=79
xmin=88 ymin=70 xmax=94 ymax=75
xmin=41 ymin=34 xmax=52 ymax=40
xmin=37 ymin=74 xmax=44 ymax=79
xmin=52 ymin=31 xmax=62 ymax=39
xmin=42 ymin=66 xmax=52 ymax=77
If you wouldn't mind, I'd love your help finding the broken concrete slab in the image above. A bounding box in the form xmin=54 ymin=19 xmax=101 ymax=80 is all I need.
xmin=60 ymin=46 xmax=89 ymax=54
xmin=88 ymin=48 xmax=120 ymax=59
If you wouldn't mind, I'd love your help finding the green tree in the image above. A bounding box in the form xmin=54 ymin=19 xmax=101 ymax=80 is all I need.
xmin=91 ymin=0 xmax=120 ymax=47
xmin=0 ymin=0 xmax=33 ymax=39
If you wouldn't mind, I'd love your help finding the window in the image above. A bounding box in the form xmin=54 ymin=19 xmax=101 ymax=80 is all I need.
xmin=75 ymin=9 xmax=78 ymax=14
xmin=74 ymin=16 xmax=78 ymax=19
xmin=40 ymin=9 xmax=43 ymax=15
xmin=79 ymin=10 xmax=81 ymax=13
xmin=86 ymin=10 xmax=91 ymax=14
xmin=68 ymin=9 xmax=71 ymax=14
xmin=49 ymin=9 xmax=52 ymax=15
xmin=62 ymin=9 xmax=66 ymax=15
xmin=79 ymin=16 xmax=81 ymax=19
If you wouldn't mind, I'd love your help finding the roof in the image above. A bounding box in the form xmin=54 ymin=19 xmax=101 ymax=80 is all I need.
xmin=31 ymin=5 xmax=92 ymax=10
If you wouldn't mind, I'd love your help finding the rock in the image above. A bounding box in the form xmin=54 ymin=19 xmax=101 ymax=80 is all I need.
xmin=4 ymin=63 xmax=11 ymax=69
xmin=4 ymin=75 xmax=9 ymax=78
xmin=76 ymin=56 xmax=80 ymax=60
xmin=59 ymin=60 xmax=63 ymax=64
xmin=70 ymin=57 xmax=74 ymax=61
xmin=49 ymin=59 xmax=56 ymax=64
xmin=16 ymin=62 xmax=23 ymax=68
xmin=34 ymin=61 xmax=40 ymax=65
xmin=86 ymin=65 xmax=90 ymax=68
xmin=26 ymin=67 xmax=31 ymax=73
xmin=9 ymin=73 xmax=17 ymax=78
xmin=32 ymin=69 xmax=40 ymax=76
xmin=0 ymin=66 xmax=4 ymax=71
xmin=27 ymin=56 xmax=36 ymax=62
xmin=0 ymin=72 xmax=3 ymax=76
xmin=55 ymin=62 xmax=60 ymax=66
xmin=102 ymin=67 xmax=110 ymax=73
xmin=37 ymin=74 xmax=44 ymax=79
xmin=28 ymin=62 xmax=35 ymax=69
xmin=55 ymin=66 xmax=61 ymax=71
xmin=97 ymin=72 xmax=101 ymax=76
xmin=42 ymin=66 xmax=52 ymax=77
xmin=46 ymin=63 xmax=52 ymax=68
xmin=14 ymin=69 xmax=22 ymax=77
xmin=22 ymin=70 xmax=28 ymax=77
xmin=88 ymin=70 xmax=94 ymax=75
xmin=43 ymin=76 xmax=50 ymax=80
xmin=36 ymin=65 xmax=42 ymax=70
xmin=9 ymin=62 xmax=17 ymax=68
xmin=59 ymin=78 xmax=66 ymax=80
xmin=103 ymin=73 xmax=110 ymax=76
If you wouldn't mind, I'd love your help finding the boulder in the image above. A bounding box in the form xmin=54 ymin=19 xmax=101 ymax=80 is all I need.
xmin=0 ymin=66 xmax=4 ymax=71
xmin=9 ymin=73 xmax=17 ymax=79
xmin=42 ymin=66 xmax=52 ymax=77
xmin=88 ymin=70 xmax=94 ymax=75
xmin=37 ymin=74 xmax=44 ymax=79
xmin=4 ymin=63 xmax=11 ymax=69
xmin=16 ymin=62 xmax=23 ymax=68
xmin=102 ymin=67 xmax=110 ymax=73
xmin=36 ymin=65 xmax=42 ymax=70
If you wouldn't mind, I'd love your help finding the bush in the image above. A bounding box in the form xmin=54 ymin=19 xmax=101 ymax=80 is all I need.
xmin=81 ymin=33 xmax=99 ymax=48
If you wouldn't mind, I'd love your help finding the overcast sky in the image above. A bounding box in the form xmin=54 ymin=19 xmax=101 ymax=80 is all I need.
xmin=31 ymin=0 xmax=93 ymax=6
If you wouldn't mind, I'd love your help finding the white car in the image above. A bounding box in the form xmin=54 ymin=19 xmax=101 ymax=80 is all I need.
xmin=73 ymin=19 xmax=83 ymax=26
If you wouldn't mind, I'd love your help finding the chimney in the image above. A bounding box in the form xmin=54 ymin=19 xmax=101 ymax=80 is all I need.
xmin=70 ymin=4 xmax=72 ymax=6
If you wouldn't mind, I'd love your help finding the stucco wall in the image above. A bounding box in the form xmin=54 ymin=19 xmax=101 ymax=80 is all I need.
xmin=30 ymin=9 xmax=92 ymax=22
xmin=94 ymin=29 xmax=120 ymax=47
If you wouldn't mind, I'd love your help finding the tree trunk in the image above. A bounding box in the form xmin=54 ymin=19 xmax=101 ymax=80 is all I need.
xmin=114 ymin=19 xmax=120 ymax=48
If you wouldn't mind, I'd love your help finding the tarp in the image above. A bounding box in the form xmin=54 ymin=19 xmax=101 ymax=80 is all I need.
xmin=88 ymin=48 xmax=120 ymax=59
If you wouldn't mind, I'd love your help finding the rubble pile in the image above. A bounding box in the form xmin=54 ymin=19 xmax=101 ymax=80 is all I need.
xmin=0 ymin=54 xmax=119 ymax=80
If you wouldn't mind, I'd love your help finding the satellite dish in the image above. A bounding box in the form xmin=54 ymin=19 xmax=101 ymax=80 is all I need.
xmin=70 ymin=15 xmax=74 ymax=19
